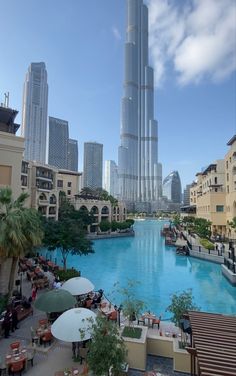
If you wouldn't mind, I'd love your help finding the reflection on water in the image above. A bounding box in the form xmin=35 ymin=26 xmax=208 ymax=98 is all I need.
xmin=42 ymin=220 xmax=236 ymax=318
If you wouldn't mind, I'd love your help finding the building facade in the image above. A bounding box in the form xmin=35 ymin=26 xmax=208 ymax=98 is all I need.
xmin=67 ymin=138 xmax=78 ymax=172
xmin=21 ymin=62 xmax=48 ymax=163
xmin=83 ymin=142 xmax=103 ymax=189
xmin=118 ymin=0 xmax=161 ymax=209
xmin=48 ymin=116 xmax=69 ymax=169
xmin=225 ymin=136 xmax=236 ymax=239
xmin=104 ymin=160 xmax=118 ymax=197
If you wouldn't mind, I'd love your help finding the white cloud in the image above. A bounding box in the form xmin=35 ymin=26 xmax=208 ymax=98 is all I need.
xmin=148 ymin=0 xmax=236 ymax=86
xmin=112 ymin=26 xmax=121 ymax=40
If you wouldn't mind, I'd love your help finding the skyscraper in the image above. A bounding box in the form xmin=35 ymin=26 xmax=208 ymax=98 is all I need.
xmin=48 ymin=116 xmax=69 ymax=169
xmin=104 ymin=160 xmax=118 ymax=197
xmin=21 ymin=62 xmax=48 ymax=163
xmin=83 ymin=142 xmax=103 ymax=189
xmin=118 ymin=0 xmax=161 ymax=210
xmin=68 ymin=138 xmax=78 ymax=172
xmin=162 ymin=171 xmax=182 ymax=204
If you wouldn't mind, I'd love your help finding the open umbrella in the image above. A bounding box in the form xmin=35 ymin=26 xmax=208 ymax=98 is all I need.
xmin=34 ymin=289 xmax=76 ymax=313
xmin=51 ymin=308 xmax=96 ymax=342
xmin=61 ymin=277 xmax=94 ymax=296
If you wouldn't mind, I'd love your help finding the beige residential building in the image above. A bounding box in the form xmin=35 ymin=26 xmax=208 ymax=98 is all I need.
xmin=225 ymin=135 xmax=236 ymax=239
xmin=190 ymin=160 xmax=226 ymax=237
xmin=0 ymin=106 xmax=24 ymax=200
xmin=57 ymin=169 xmax=82 ymax=198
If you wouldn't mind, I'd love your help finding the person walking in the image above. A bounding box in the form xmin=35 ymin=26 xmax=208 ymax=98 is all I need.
xmin=31 ymin=285 xmax=38 ymax=301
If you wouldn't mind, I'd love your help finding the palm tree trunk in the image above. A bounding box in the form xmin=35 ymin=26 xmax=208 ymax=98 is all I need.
xmin=0 ymin=257 xmax=12 ymax=295
xmin=8 ymin=256 xmax=19 ymax=296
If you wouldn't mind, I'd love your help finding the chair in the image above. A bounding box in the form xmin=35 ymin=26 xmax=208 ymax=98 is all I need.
xmin=10 ymin=342 xmax=20 ymax=351
xmin=41 ymin=331 xmax=53 ymax=347
xmin=108 ymin=310 xmax=117 ymax=322
xmin=78 ymin=347 xmax=89 ymax=364
xmin=84 ymin=299 xmax=93 ymax=309
xmin=137 ymin=316 xmax=145 ymax=325
xmin=9 ymin=360 xmax=24 ymax=376
xmin=152 ymin=316 xmax=161 ymax=329
xmin=38 ymin=319 xmax=48 ymax=327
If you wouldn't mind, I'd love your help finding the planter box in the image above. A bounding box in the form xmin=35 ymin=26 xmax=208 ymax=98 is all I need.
xmin=122 ymin=325 xmax=148 ymax=371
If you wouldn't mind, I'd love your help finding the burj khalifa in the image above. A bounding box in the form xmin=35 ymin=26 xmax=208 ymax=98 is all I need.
xmin=118 ymin=0 xmax=162 ymax=211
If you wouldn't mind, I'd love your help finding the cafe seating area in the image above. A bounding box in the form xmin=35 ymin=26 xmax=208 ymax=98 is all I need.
xmin=3 ymin=340 xmax=36 ymax=375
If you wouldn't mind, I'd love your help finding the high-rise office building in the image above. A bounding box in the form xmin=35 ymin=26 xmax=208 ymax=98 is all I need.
xmin=83 ymin=142 xmax=103 ymax=189
xmin=21 ymin=62 xmax=48 ymax=163
xmin=183 ymin=184 xmax=192 ymax=206
xmin=118 ymin=0 xmax=161 ymax=209
xmin=104 ymin=160 xmax=118 ymax=197
xmin=48 ymin=116 xmax=69 ymax=169
xmin=68 ymin=138 xmax=78 ymax=172
xmin=163 ymin=171 xmax=182 ymax=204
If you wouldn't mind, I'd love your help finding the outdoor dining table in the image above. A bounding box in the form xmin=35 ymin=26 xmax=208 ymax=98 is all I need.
xmin=5 ymin=349 xmax=27 ymax=368
xmin=142 ymin=312 xmax=157 ymax=327
xmin=54 ymin=367 xmax=80 ymax=376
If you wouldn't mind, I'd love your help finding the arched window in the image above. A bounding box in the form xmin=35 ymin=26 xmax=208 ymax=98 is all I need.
xmin=50 ymin=194 xmax=57 ymax=204
xmin=39 ymin=193 xmax=47 ymax=201
xmin=101 ymin=206 xmax=109 ymax=215
xmin=91 ymin=206 xmax=99 ymax=214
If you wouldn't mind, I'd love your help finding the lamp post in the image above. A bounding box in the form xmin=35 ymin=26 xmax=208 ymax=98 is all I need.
xmin=117 ymin=304 xmax=123 ymax=327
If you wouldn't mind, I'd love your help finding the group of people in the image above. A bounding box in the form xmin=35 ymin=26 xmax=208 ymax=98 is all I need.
xmin=2 ymin=305 xmax=19 ymax=338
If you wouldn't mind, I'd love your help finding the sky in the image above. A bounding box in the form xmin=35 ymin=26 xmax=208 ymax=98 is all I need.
xmin=0 ymin=0 xmax=236 ymax=190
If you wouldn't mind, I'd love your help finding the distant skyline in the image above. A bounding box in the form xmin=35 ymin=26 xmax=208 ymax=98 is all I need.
xmin=1 ymin=0 xmax=235 ymax=189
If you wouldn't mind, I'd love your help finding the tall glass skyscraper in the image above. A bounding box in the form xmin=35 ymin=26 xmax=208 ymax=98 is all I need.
xmin=68 ymin=138 xmax=78 ymax=172
xmin=83 ymin=142 xmax=103 ymax=189
xmin=21 ymin=62 xmax=48 ymax=163
xmin=118 ymin=0 xmax=161 ymax=209
xmin=104 ymin=160 xmax=119 ymax=197
xmin=163 ymin=171 xmax=182 ymax=204
xmin=48 ymin=116 xmax=69 ymax=169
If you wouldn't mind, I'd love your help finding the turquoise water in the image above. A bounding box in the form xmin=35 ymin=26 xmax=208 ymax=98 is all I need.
xmin=42 ymin=220 xmax=236 ymax=319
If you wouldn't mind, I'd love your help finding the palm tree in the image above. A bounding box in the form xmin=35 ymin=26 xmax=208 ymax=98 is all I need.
xmin=0 ymin=187 xmax=43 ymax=295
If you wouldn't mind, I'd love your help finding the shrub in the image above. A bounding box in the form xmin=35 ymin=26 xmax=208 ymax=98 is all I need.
xmin=55 ymin=268 xmax=80 ymax=281
xmin=99 ymin=220 xmax=111 ymax=232
xmin=200 ymin=238 xmax=215 ymax=250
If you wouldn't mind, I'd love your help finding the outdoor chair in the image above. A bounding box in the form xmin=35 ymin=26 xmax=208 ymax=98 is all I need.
xmin=9 ymin=359 xmax=24 ymax=376
xmin=0 ymin=355 xmax=7 ymax=376
xmin=78 ymin=347 xmax=89 ymax=364
xmin=137 ymin=316 xmax=145 ymax=325
xmin=38 ymin=318 xmax=48 ymax=327
xmin=10 ymin=342 xmax=20 ymax=351
xmin=152 ymin=316 xmax=161 ymax=330
xmin=41 ymin=331 xmax=53 ymax=347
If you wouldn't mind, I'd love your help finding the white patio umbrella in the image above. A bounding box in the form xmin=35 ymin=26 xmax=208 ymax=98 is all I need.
xmin=51 ymin=308 xmax=96 ymax=342
xmin=61 ymin=277 xmax=94 ymax=296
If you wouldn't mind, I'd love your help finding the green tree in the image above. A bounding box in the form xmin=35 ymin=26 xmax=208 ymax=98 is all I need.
xmin=194 ymin=218 xmax=212 ymax=238
xmin=99 ymin=220 xmax=111 ymax=232
xmin=166 ymin=289 xmax=200 ymax=328
xmin=0 ymin=187 xmax=43 ymax=293
xmin=118 ymin=280 xmax=145 ymax=327
xmin=43 ymin=200 xmax=94 ymax=270
xmin=87 ymin=315 xmax=127 ymax=376
xmin=228 ymin=217 xmax=236 ymax=235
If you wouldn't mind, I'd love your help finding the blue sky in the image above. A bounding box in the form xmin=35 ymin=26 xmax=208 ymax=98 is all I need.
xmin=1 ymin=0 xmax=235 ymax=189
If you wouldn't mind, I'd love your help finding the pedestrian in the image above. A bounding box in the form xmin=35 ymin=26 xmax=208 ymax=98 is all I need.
xmin=11 ymin=306 xmax=19 ymax=332
xmin=31 ymin=285 xmax=38 ymax=301
xmin=3 ymin=306 xmax=12 ymax=338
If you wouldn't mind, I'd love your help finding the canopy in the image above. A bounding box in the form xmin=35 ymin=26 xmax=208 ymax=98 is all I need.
xmin=61 ymin=277 xmax=94 ymax=296
xmin=51 ymin=308 xmax=96 ymax=342
xmin=34 ymin=289 xmax=76 ymax=313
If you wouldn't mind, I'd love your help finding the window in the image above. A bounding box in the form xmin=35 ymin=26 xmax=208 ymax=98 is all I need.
xmin=57 ymin=180 xmax=63 ymax=188
xmin=214 ymin=177 xmax=217 ymax=184
xmin=216 ymin=205 xmax=224 ymax=212
xmin=226 ymin=161 xmax=228 ymax=169
xmin=67 ymin=190 xmax=71 ymax=195
xmin=227 ymin=186 xmax=229 ymax=193
xmin=0 ymin=165 xmax=12 ymax=185
xmin=67 ymin=182 xmax=72 ymax=187
xmin=227 ymin=173 xmax=229 ymax=182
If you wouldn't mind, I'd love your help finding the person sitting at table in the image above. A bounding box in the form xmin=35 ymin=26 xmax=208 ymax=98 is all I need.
xmin=3 ymin=307 xmax=12 ymax=338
